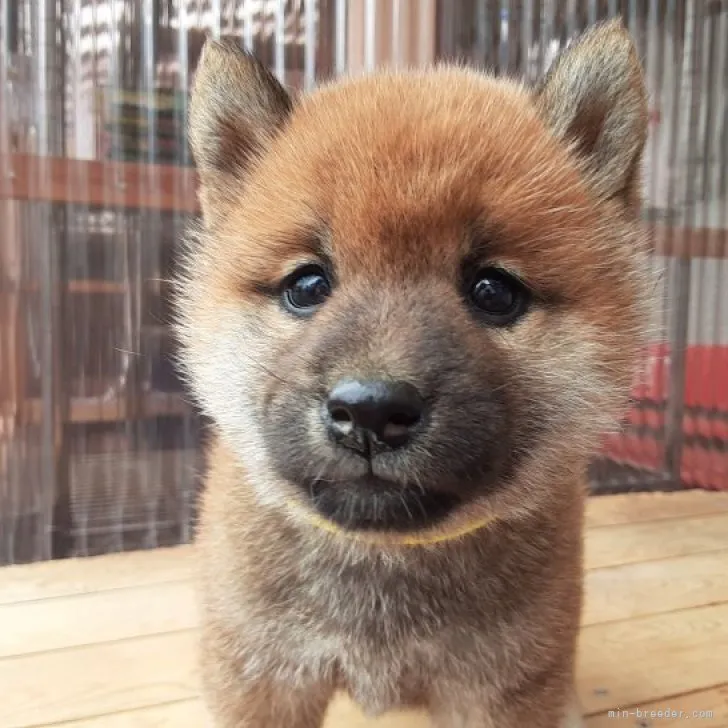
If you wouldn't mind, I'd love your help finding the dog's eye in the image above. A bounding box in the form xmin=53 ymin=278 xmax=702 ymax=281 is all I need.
xmin=282 ymin=265 xmax=332 ymax=314
xmin=468 ymin=268 xmax=530 ymax=325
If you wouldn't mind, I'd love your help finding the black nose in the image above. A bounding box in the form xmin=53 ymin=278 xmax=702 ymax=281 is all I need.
xmin=325 ymin=379 xmax=425 ymax=454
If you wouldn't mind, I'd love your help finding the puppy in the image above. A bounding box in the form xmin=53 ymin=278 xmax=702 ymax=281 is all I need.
xmin=176 ymin=19 xmax=650 ymax=728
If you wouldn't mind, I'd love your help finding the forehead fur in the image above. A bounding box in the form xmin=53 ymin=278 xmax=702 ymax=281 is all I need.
xmin=205 ymin=66 xmax=643 ymax=314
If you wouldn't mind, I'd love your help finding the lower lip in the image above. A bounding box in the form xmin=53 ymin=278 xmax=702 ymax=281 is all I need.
xmin=305 ymin=477 xmax=461 ymax=532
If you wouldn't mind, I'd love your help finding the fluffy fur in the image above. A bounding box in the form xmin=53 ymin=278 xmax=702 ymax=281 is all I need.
xmin=175 ymin=19 xmax=650 ymax=728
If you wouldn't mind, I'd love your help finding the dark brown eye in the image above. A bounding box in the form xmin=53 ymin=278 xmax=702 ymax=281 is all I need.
xmin=468 ymin=267 xmax=530 ymax=325
xmin=283 ymin=265 xmax=332 ymax=314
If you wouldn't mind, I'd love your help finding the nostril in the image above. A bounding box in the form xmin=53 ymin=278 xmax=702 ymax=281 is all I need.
xmin=329 ymin=407 xmax=353 ymax=424
xmin=380 ymin=409 xmax=422 ymax=447
xmin=328 ymin=406 xmax=355 ymax=437
xmin=387 ymin=411 xmax=420 ymax=429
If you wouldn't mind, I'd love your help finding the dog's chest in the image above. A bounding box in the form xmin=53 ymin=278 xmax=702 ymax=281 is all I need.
xmin=337 ymin=633 xmax=442 ymax=716
xmin=278 ymin=559 xmax=508 ymax=714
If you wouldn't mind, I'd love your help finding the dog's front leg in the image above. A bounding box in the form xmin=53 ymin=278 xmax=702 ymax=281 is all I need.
xmin=200 ymin=625 xmax=333 ymax=728
xmin=202 ymin=668 xmax=333 ymax=728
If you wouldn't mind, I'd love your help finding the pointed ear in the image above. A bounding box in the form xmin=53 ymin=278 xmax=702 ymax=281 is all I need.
xmin=189 ymin=39 xmax=293 ymax=218
xmin=534 ymin=19 xmax=648 ymax=209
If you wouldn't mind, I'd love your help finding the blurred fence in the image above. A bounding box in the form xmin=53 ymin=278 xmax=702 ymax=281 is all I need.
xmin=0 ymin=0 xmax=726 ymax=565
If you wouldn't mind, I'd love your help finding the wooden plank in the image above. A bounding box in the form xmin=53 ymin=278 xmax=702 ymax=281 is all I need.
xmin=651 ymin=222 xmax=727 ymax=259
xmin=583 ymin=550 xmax=728 ymax=626
xmin=2 ymin=153 xmax=199 ymax=214
xmin=585 ymin=685 xmax=728 ymax=728
xmin=20 ymin=390 xmax=190 ymax=424
xmin=50 ymin=700 xmax=210 ymax=727
xmin=8 ymin=281 xmax=130 ymax=294
xmin=585 ymin=490 xmax=728 ymax=528
xmin=0 ymin=631 xmax=199 ymax=727
xmin=578 ymin=603 xmax=728 ymax=715
xmin=0 ymin=546 xmax=194 ymax=605
xmin=0 ymin=580 xmax=197 ymax=658
xmin=584 ymin=513 xmax=728 ymax=570
xmin=67 ymin=280 xmax=128 ymax=294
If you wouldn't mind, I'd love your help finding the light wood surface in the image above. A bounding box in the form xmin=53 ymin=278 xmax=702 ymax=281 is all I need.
xmin=1 ymin=490 xmax=727 ymax=727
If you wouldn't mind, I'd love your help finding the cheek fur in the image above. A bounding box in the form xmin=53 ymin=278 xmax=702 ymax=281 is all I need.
xmin=506 ymin=316 xmax=634 ymax=450
xmin=178 ymin=303 xmax=269 ymax=443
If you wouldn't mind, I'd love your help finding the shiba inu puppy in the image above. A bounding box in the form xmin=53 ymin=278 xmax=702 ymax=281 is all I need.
xmin=176 ymin=19 xmax=649 ymax=728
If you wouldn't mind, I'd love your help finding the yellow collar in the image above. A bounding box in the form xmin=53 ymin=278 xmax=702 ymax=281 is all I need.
xmin=288 ymin=500 xmax=497 ymax=547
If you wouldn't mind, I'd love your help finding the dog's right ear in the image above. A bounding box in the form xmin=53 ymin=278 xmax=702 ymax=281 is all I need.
xmin=189 ymin=39 xmax=293 ymax=221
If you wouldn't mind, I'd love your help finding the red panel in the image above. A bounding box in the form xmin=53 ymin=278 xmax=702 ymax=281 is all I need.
xmin=632 ymin=343 xmax=728 ymax=410
xmin=601 ymin=342 xmax=728 ymax=491
xmin=601 ymin=433 xmax=728 ymax=491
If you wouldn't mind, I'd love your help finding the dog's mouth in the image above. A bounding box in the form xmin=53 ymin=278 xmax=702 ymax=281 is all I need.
xmin=302 ymin=476 xmax=461 ymax=532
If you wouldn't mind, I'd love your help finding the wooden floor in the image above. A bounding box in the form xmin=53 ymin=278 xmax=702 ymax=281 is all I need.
xmin=2 ymin=491 xmax=728 ymax=727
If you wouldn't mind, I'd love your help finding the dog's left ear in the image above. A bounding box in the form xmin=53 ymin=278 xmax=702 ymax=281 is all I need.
xmin=534 ymin=19 xmax=648 ymax=209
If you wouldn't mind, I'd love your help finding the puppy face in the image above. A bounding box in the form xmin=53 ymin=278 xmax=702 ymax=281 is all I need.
xmin=178 ymin=22 xmax=650 ymax=537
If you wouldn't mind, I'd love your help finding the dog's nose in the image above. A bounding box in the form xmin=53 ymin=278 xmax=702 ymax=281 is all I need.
xmin=325 ymin=379 xmax=424 ymax=453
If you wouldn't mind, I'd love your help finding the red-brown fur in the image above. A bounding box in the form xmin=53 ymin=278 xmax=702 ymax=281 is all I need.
xmin=176 ymin=19 xmax=650 ymax=728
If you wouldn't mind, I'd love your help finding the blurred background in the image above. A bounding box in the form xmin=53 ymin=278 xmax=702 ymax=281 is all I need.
xmin=0 ymin=0 xmax=726 ymax=566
